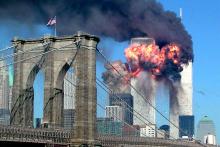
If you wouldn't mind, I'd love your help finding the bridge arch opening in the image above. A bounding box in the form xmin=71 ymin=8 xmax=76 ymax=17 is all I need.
xmin=52 ymin=62 xmax=76 ymax=128
xmin=33 ymin=69 xmax=44 ymax=128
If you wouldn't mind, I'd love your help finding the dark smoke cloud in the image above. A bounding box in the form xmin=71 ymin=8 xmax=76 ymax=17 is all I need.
xmin=0 ymin=0 xmax=193 ymax=62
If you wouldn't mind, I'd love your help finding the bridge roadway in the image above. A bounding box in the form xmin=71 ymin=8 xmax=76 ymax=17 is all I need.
xmin=0 ymin=125 xmax=214 ymax=147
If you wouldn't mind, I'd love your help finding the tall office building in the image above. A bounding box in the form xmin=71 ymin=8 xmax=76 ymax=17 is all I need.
xmin=96 ymin=117 xmax=123 ymax=136
xmin=63 ymin=69 xmax=76 ymax=129
xmin=169 ymin=62 xmax=193 ymax=138
xmin=64 ymin=69 xmax=76 ymax=109
xmin=63 ymin=109 xmax=75 ymax=129
xmin=106 ymin=105 xmax=124 ymax=122
xmin=130 ymin=38 xmax=156 ymax=126
xmin=109 ymin=93 xmax=133 ymax=125
xmin=196 ymin=116 xmax=216 ymax=142
xmin=179 ymin=115 xmax=194 ymax=138
xmin=0 ymin=60 xmax=10 ymax=125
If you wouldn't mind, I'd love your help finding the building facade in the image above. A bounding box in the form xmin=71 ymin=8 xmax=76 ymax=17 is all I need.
xmin=109 ymin=93 xmax=133 ymax=125
xmin=140 ymin=124 xmax=156 ymax=137
xmin=106 ymin=105 xmax=124 ymax=122
xmin=96 ymin=118 xmax=122 ymax=136
xmin=63 ymin=69 xmax=76 ymax=129
xmin=63 ymin=109 xmax=75 ymax=129
xmin=130 ymin=38 xmax=156 ymax=126
xmin=169 ymin=62 xmax=193 ymax=138
xmin=122 ymin=124 xmax=140 ymax=137
xmin=64 ymin=68 xmax=76 ymax=110
xmin=196 ymin=116 xmax=216 ymax=143
xmin=179 ymin=115 xmax=194 ymax=138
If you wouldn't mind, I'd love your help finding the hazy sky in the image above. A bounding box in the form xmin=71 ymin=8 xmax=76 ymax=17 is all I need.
xmin=0 ymin=0 xmax=220 ymax=143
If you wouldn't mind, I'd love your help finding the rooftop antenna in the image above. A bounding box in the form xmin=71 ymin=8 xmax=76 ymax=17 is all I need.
xmin=179 ymin=8 xmax=183 ymax=21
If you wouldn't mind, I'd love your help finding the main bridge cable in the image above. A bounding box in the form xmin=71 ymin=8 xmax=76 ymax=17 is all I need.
xmin=0 ymin=42 xmax=50 ymax=61
xmin=9 ymin=40 xmax=81 ymax=125
xmin=96 ymin=78 xmax=175 ymax=140
xmin=96 ymin=48 xmax=207 ymax=147
xmin=0 ymin=45 xmax=16 ymax=53
xmin=0 ymin=40 xmax=80 ymax=70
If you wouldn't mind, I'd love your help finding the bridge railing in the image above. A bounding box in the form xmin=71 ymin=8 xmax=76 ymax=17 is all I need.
xmin=0 ymin=125 xmax=71 ymax=144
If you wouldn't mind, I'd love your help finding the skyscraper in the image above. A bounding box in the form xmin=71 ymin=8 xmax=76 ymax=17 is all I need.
xmin=196 ymin=116 xmax=216 ymax=142
xmin=169 ymin=62 xmax=193 ymax=138
xmin=109 ymin=93 xmax=133 ymax=125
xmin=64 ymin=68 xmax=76 ymax=110
xmin=130 ymin=38 xmax=156 ymax=126
xmin=63 ymin=69 xmax=76 ymax=129
xmin=179 ymin=115 xmax=194 ymax=138
xmin=0 ymin=60 xmax=10 ymax=125
xmin=106 ymin=105 xmax=124 ymax=122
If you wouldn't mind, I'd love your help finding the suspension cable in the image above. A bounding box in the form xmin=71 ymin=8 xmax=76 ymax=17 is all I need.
xmin=96 ymin=77 xmax=175 ymax=139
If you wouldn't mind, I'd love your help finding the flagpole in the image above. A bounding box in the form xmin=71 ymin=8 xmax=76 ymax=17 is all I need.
xmin=55 ymin=16 xmax=57 ymax=37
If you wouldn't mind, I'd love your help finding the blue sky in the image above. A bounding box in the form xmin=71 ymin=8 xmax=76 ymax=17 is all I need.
xmin=158 ymin=0 xmax=220 ymax=142
xmin=0 ymin=0 xmax=220 ymax=143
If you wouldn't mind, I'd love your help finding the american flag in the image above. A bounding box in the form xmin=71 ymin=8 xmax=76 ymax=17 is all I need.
xmin=47 ymin=16 xmax=56 ymax=26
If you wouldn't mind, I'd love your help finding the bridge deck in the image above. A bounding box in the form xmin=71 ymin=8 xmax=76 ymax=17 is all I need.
xmin=0 ymin=125 xmax=213 ymax=147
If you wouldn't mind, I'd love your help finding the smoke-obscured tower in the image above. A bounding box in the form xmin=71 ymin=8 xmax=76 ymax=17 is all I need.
xmin=130 ymin=38 xmax=156 ymax=125
xmin=169 ymin=62 xmax=193 ymax=138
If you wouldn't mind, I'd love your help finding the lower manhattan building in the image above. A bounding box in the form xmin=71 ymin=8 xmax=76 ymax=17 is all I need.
xmin=63 ymin=69 xmax=76 ymax=129
xmin=109 ymin=93 xmax=133 ymax=125
xmin=140 ymin=124 xmax=156 ymax=137
xmin=106 ymin=105 xmax=124 ymax=122
xmin=96 ymin=117 xmax=123 ymax=136
xmin=196 ymin=116 xmax=216 ymax=143
xmin=179 ymin=115 xmax=194 ymax=138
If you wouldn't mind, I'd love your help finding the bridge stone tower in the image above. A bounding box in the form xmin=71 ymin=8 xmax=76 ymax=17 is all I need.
xmin=11 ymin=32 xmax=100 ymax=146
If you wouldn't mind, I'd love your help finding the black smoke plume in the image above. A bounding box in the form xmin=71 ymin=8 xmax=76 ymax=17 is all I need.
xmin=0 ymin=0 xmax=193 ymax=62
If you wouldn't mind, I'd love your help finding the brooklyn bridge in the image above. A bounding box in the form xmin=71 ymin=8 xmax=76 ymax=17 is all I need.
xmin=0 ymin=32 xmax=213 ymax=147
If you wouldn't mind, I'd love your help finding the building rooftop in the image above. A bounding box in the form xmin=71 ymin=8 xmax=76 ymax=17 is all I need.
xmin=200 ymin=116 xmax=213 ymax=123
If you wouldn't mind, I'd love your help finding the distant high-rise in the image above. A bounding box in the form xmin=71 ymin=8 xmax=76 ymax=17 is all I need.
xmin=96 ymin=117 xmax=122 ymax=136
xmin=64 ymin=69 xmax=76 ymax=110
xmin=106 ymin=105 xmax=124 ymax=122
xmin=140 ymin=124 xmax=156 ymax=137
xmin=179 ymin=115 xmax=194 ymax=138
xmin=64 ymin=109 xmax=75 ymax=129
xmin=196 ymin=116 xmax=216 ymax=142
xmin=109 ymin=93 xmax=133 ymax=125
xmin=0 ymin=60 xmax=10 ymax=125
xmin=63 ymin=69 xmax=76 ymax=129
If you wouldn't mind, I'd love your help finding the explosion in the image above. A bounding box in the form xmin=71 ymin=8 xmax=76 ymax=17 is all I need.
xmin=125 ymin=40 xmax=182 ymax=81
